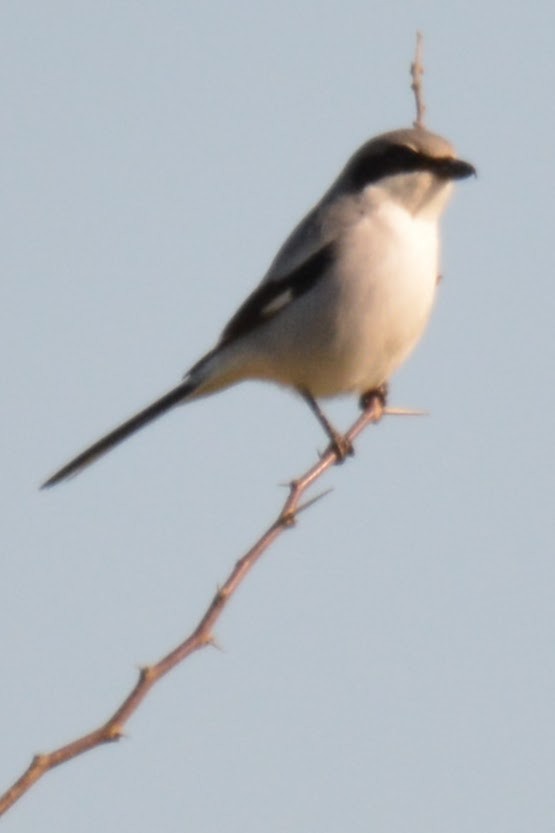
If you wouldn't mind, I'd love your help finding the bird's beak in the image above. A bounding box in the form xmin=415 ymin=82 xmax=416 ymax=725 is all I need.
xmin=445 ymin=158 xmax=477 ymax=180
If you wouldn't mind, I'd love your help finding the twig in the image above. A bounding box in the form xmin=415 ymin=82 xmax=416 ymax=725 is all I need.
xmin=410 ymin=32 xmax=426 ymax=128
xmin=0 ymin=395 xmax=423 ymax=816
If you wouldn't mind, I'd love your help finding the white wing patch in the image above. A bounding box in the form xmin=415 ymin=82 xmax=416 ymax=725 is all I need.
xmin=260 ymin=288 xmax=294 ymax=318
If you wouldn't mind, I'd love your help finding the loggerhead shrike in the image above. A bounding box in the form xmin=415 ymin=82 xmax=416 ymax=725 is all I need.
xmin=42 ymin=127 xmax=475 ymax=488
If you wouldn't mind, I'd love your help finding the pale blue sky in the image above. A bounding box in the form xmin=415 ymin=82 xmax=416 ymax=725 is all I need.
xmin=2 ymin=3 xmax=555 ymax=831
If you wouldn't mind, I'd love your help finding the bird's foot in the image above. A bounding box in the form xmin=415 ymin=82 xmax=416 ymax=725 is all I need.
xmin=324 ymin=429 xmax=354 ymax=462
xmin=301 ymin=389 xmax=354 ymax=462
xmin=359 ymin=383 xmax=388 ymax=421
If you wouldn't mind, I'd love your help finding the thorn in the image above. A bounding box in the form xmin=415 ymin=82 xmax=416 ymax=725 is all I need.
xmin=383 ymin=406 xmax=429 ymax=417
xmin=278 ymin=479 xmax=300 ymax=490
xmin=207 ymin=634 xmax=224 ymax=652
xmin=280 ymin=509 xmax=297 ymax=528
xmin=31 ymin=754 xmax=48 ymax=769
xmin=216 ymin=583 xmax=231 ymax=601
xmin=138 ymin=664 xmax=155 ymax=682
xmin=297 ymin=488 xmax=333 ymax=515
xmin=106 ymin=724 xmax=126 ymax=741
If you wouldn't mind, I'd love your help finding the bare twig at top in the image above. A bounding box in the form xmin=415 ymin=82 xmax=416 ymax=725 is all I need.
xmin=411 ymin=31 xmax=426 ymax=128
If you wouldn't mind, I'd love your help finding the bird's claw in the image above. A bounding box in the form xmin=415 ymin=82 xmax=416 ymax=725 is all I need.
xmin=326 ymin=432 xmax=354 ymax=462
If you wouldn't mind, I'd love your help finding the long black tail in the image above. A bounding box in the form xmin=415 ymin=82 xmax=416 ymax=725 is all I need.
xmin=41 ymin=379 xmax=196 ymax=488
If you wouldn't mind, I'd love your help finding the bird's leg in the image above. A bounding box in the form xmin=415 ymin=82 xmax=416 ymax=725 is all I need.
xmin=300 ymin=390 xmax=354 ymax=461
xmin=359 ymin=382 xmax=388 ymax=421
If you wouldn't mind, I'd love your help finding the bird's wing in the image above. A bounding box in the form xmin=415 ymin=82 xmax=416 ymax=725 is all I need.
xmin=217 ymin=188 xmax=343 ymax=348
xmin=262 ymin=202 xmax=327 ymax=281
xmin=218 ymin=241 xmax=335 ymax=348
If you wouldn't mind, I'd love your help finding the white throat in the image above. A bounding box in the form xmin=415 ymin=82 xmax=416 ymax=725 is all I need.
xmin=369 ymin=171 xmax=455 ymax=220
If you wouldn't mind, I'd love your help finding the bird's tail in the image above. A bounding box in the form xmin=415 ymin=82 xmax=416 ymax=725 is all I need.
xmin=41 ymin=379 xmax=197 ymax=488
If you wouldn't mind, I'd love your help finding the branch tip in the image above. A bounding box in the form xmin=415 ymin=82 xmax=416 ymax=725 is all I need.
xmin=410 ymin=31 xmax=426 ymax=128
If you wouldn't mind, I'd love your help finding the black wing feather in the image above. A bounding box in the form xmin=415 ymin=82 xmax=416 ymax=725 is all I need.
xmin=219 ymin=242 xmax=335 ymax=348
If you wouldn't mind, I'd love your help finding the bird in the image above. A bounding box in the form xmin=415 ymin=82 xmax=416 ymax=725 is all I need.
xmin=42 ymin=127 xmax=475 ymax=488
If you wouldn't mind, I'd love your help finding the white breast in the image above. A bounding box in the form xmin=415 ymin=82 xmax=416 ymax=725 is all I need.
xmin=325 ymin=199 xmax=440 ymax=395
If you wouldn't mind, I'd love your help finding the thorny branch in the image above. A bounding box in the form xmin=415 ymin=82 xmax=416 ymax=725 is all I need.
xmin=0 ymin=396 xmax=421 ymax=817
